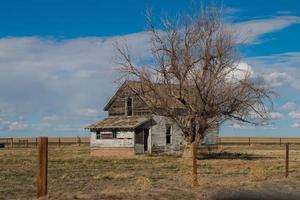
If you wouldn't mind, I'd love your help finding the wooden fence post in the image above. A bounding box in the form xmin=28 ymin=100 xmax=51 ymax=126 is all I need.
xmin=58 ymin=137 xmax=61 ymax=147
xmin=36 ymin=138 xmax=38 ymax=147
xmin=11 ymin=138 xmax=13 ymax=148
xmin=285 ymin=143 xmax=289 ymax=178
xmin=26 ymin=139 xmax=29 ymax=148
xmin=279 ymin=137 xmax=282 ymax=146
xmin=248 ymin=137 xmax=251 ymax=146
xmin=37 ymin=137 xmax=48 ymax=198
xmin=78 ymin=137 xmax=81 ymax=146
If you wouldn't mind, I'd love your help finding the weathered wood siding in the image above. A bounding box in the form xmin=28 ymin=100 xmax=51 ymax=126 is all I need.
xmin=150 ymin=115 xmax=183 ymax=153
xmin=108 ymin=96 xmax=126 ymax=116
xmin=108 ymin=85 xmax=151 ymax=116
xmin=90 ymin=131 xmax=134 ymax=148
xmin=132 ymin=97 xmax=152 ymax=116
xmin=149 ymin=115 xmax=219 ymax=153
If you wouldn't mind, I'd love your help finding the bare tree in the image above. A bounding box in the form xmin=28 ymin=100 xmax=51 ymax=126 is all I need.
xmin=115 ymin=6 xmax=274 ymax=186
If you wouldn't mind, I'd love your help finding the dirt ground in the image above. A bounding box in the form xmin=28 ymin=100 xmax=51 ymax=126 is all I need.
xmin=0 ymin=144 xmax=300 ymax=200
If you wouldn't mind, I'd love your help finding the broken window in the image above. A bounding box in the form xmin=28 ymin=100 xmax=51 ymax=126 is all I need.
xmin=100 ymin=132 xmax=113 ymax=139
xmin=166 ymin=125 xmax=171 ymax=144
xmin=126 ymin=97 xmax=133 ymax=116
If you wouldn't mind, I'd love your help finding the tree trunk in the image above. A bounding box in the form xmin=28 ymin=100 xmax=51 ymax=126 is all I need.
xmin=192 ymin=141 xmax=198 ymax=186
xmin=182 ymin=141 xmax=198 ymax=186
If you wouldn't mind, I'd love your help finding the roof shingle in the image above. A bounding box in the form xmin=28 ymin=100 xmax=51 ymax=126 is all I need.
xmin=86 ymin=116 xmax=151 ymax=130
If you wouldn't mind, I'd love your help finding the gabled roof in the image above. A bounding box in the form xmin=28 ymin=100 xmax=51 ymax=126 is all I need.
xmin=103 ymin=81 xmax=136 ymax=111
xmin=103 ymin=80 xmax=185 ymax=111
xmin=86 ymin=116 xmax=151 ymax=130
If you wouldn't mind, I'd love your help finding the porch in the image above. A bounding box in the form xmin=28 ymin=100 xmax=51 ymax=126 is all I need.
xmin=86 ymin=116 xmax=154 ymax=155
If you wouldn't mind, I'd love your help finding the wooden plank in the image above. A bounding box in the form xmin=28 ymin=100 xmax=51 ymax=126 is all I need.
xmin=37 ymin=137 xmax=48 ymax=198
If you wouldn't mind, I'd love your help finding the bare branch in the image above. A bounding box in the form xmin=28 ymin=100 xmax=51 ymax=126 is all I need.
xmin=115 ymin=5 xmax=274 ymax=144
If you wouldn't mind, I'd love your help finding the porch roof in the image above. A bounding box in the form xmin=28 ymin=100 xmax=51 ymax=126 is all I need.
xmin=86 ymin=116 xmax=151 ymax=130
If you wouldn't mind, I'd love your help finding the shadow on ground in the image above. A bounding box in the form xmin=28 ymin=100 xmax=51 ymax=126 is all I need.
xmin=198 ymin=151 xmax=273 ymax=160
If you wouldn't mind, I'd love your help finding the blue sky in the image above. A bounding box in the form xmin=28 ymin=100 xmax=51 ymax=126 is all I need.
xmin=0 ymin=0 xmax=300 ymax=137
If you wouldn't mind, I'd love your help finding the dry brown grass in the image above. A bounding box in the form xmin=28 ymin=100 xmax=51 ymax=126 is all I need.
xmin=0 ymin=144 xmax=300 ymax=200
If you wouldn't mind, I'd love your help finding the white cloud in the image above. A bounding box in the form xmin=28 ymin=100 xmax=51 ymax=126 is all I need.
xmin=227 ymin=62 xmax=254 ymax=82
xmin=281 ymin=102 xmax=300 ymax=111
xmin=0 ymin=120 xmax=29 ymax=132
xmin=77 ymin=108 xmax=99 ymax=117
xmin=289 ymin=111 xmax=300 ymax=119
xmin=230 ymin=122 xmax=275 ymax=130
xmin=53 ymin=125 xmax=83 ymax=132
xmin=246 ymin=110 xmax=283 ymax=121
xmin=291 ymin=122 xmax=300 ymax=128
xmin=269 ymin=112 xmax=284 ymax=120
xmin=262 ymin=72 xmax=293 ymax=87
xmin=0 ymin=15 xmax=299 ymax=136
xmin=31 ymin=122 xmax=51 ymax=130
xmin=231 ymin=123 xmax=250 ymax=129
xmin=246 ymin=52 xmax=300 ymax=90
xmin=235 ymin=16 xmax=300 ymax=44
xmin=8 ymin=121 xmax=29 ymax=131
xmin=0 ymin=32 xmax=152 ymax=136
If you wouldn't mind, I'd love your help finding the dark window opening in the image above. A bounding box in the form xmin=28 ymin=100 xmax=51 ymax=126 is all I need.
xmin=96 ymin=131 xmax=101 ymax=139
xmin=112 ymin=130 xmax=117 ymax=139
xmin=127 ymin=97 xmax=133 ymax=116
xmin=144 ymin=129 xmax=149 ymax=151
xmin=166 ymin=125 xmax=171 ymax=144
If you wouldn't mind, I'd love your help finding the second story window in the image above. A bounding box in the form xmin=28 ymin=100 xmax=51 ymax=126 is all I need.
xmin=96 ymin=131 xmax=101 ymax=139
xmin=126 ymin=97 xmax=133 ymax=116
xmin=112 ymin=130 xmax=117 ymax=139
xmin=166 ymin=125 xmax=172 ymax=144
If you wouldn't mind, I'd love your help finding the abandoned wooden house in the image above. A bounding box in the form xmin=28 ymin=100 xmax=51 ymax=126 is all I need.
xmin=86 ymin=81 xmax=219 ymax=156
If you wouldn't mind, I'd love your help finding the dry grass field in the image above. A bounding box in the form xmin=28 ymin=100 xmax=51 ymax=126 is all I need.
xmin=1 ymin=145 xmax=300 ymax=200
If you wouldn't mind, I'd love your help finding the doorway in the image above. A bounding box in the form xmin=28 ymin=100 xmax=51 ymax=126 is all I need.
xmin=144 ymin=128 xmax=149 ymax=152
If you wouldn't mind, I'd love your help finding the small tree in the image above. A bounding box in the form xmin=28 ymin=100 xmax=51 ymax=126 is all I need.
xmin=116 ymin=6 xmax=274 ymax=186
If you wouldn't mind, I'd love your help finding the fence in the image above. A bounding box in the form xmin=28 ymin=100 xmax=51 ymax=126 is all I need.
xmin=0 ymin=137 xmax=89 ymax=148
xmin=1 ymin=136 xmax=300 ymax=199
xmin=218 ymin=136 xmax=300 ymax=145
xmin=2 ymin=136 xmax=300 ymax=148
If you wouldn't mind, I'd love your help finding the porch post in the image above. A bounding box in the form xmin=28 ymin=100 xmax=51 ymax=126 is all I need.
xmin=148 ymin=127 xmax=152 ymax=154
